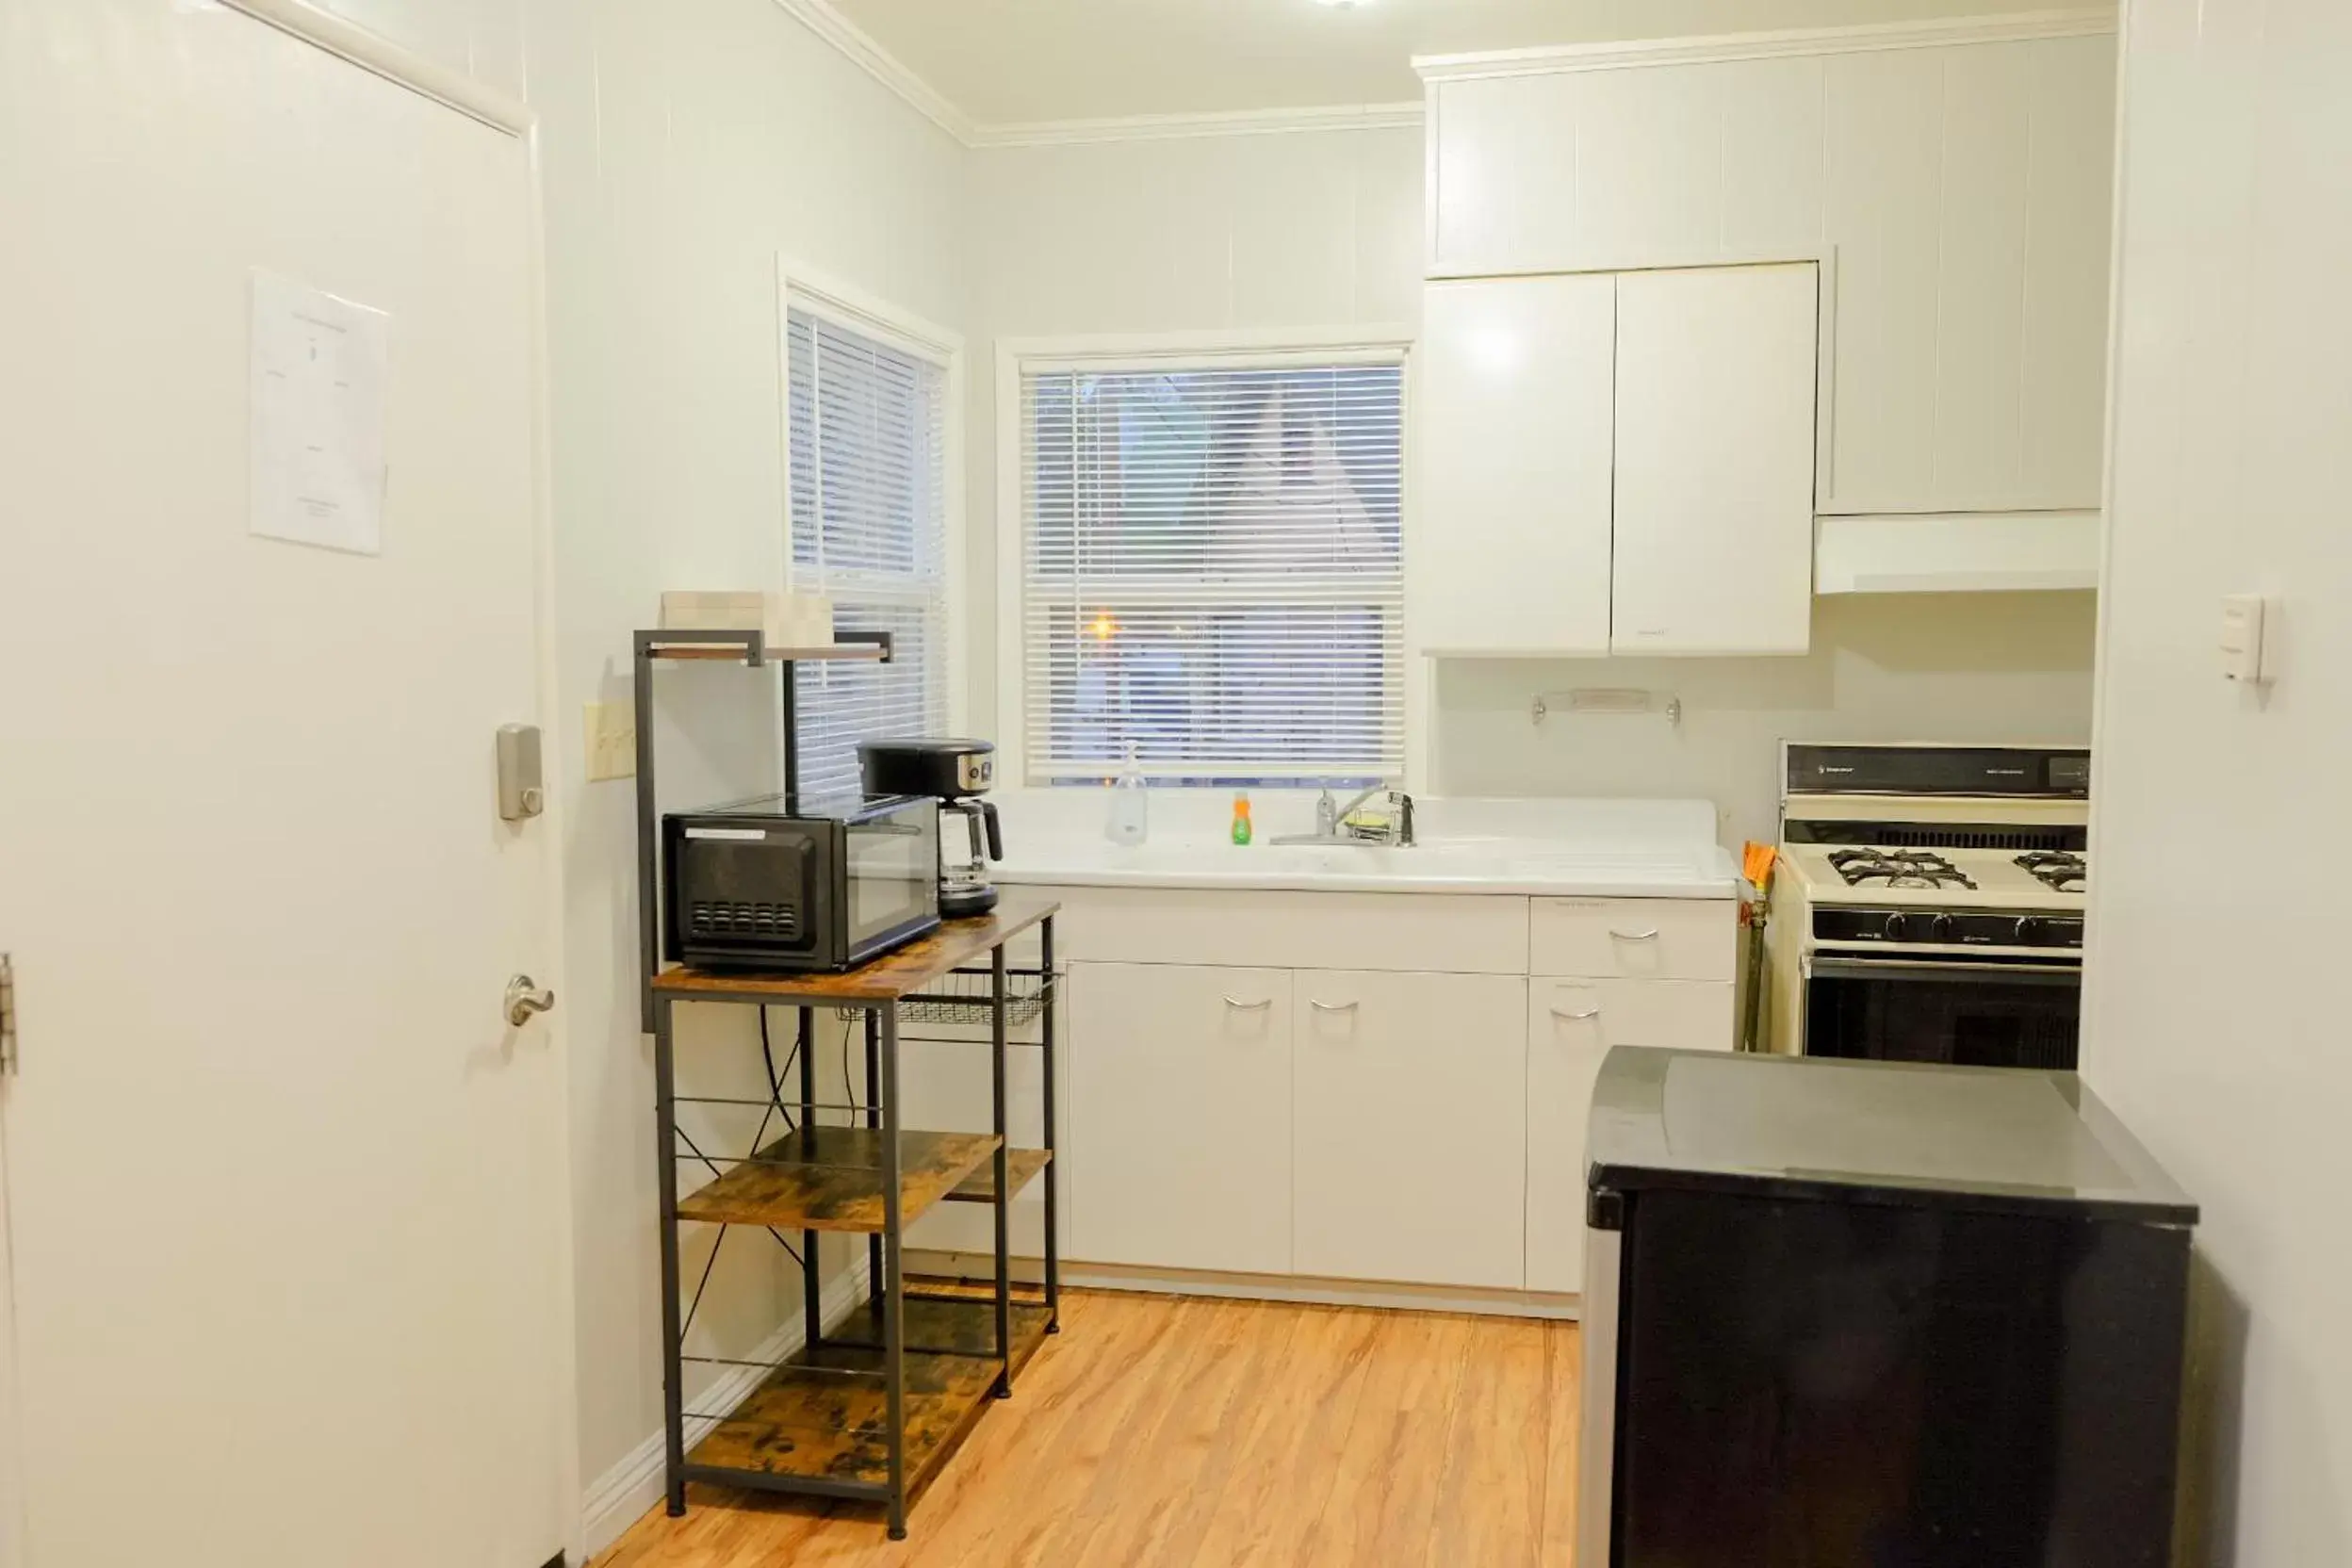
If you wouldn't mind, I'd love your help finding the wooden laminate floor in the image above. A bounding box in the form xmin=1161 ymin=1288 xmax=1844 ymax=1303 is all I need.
xmin=597 ymin=1289 xmax=1580 ymax=1568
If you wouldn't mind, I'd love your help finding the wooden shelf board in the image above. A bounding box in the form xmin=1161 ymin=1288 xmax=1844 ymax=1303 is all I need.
xmin=653 ymin=904 xmax=1060 ymax=1004
xmin=676 ymin=1126 xmax=1000 ymax=1234
xmin=903 ymin=1275 xmax=1051 ymax=1306
xmin=642 ymin=637 xmax=889 ymax=663
xmin=688 ymin=1294 xmax=1053 ymax=1498
xmin=944 ymin=1147 xmax=1052 ymax=1204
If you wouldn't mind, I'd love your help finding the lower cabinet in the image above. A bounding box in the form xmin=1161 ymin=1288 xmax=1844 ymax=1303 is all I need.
xmin=1524 ymin=977 xmax=1737 ymax=1294
xmin=1066 ymin=962 xmax=1294 ymax=1275
xmin=1052 ymin=894 xmax=1740 ymax=1302
xmin=1292 ymin=971 xmax=1528 ymax=1290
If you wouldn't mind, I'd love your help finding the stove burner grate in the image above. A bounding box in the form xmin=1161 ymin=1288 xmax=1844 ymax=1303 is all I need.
xmin=2016 ymin=850 xmax=2089 ymax=893
xmin=1826 ymin=848 xmax=1979 ymax=890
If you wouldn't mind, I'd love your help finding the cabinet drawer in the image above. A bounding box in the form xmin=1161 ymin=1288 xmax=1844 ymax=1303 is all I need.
xmin=1528 ymin=897 xmax=1735 ymax=981
xmin=1530 ymin=978 xmax=1735 ymax=1054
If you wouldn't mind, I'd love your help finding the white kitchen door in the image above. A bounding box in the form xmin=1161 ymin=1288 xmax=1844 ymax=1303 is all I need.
xmin=0 ymin=5 xmax=570 ymax=1566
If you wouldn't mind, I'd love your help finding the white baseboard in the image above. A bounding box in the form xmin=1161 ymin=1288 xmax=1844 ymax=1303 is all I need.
xmin=902 ymin=1248 xmax=1580 ymax=1322
xmin=580 ymin=1261 xmax=872 ymax=1560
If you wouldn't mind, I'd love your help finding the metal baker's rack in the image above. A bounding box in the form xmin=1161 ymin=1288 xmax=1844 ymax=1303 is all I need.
xmin=631 ymin=627 xmax=1062 ymax=1542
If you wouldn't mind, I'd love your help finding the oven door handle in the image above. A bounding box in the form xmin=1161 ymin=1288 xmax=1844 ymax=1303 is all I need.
xmin=1805 ymin=956 xmax=2081 ymax=986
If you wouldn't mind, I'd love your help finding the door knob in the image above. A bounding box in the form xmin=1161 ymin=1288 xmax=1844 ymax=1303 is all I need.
xmin=505 ymin=974 xmax=556 ymax=1027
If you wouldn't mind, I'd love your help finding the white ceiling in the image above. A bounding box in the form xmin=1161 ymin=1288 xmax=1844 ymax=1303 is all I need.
xmin=826 ymin=0 xmax=2090 ymax=126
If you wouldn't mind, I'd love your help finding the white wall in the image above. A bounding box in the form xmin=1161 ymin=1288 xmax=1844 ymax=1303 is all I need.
xmin=306 ymin=0 xmax=526 ymax=99
xmin=521 ymin=0 xmax=968 ymax=1531
xmin=2082 ymin=0 xmax=2352 ymax=1560
xmin=966 ymin=125 xmax=1425 ymax=748
xmin=970 ymin=128 xmax=2098 ymax=833
xmin=1441 ymin=593 xmax=2098 ymax=848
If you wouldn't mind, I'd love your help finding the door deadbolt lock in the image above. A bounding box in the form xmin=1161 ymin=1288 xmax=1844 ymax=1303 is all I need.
xmin=497 ymin=724 xmax=545 ymax=822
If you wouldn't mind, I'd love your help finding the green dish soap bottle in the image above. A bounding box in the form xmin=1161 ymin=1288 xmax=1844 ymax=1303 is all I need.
xmin=1230 ymin=792 xmax=1253 ymax=846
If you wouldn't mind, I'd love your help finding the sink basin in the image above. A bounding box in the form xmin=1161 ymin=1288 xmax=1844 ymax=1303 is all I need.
xmin=1068 ymin=840 xmax=1513 ymax=880
xmin=997 ymin=832 xmax=1723 ymax=891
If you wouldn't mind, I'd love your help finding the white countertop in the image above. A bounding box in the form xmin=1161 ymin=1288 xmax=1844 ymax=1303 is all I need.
xmin=987 ymin=792 xmax=1740 ymax=899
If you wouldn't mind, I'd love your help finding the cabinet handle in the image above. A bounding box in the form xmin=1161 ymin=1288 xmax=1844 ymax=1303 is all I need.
xmin=1222 ymin=995 xmax=1273 ymax=1010
xmin=1309 ymin=999 xmax=1359 ymax=1014
xmin=1609 ymin=927 xmax=1661 ymax=941
xmin=1550 ymin=1004 xmax=1603 ymax=1021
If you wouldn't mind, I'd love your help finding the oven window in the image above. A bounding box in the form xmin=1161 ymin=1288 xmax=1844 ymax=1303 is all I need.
xmin=844 ymin=809 xmax=935 ymax=946
xmin=1806 ymin=961 xmax=2080 ymax=1070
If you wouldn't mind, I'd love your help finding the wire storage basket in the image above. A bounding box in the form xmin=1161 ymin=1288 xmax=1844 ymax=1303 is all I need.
xmin=895 ymin=966 xmax=1056 ymax=1029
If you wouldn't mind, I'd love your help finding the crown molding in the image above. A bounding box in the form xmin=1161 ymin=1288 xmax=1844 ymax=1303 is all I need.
xmin=766 ymin=1 xmax=2108 ymax=150
xmin=770 ymin=0 xmax=1420 ymax=149
xmin=1413 ymin=8 xmax=2116 ymax=82
xmin=971 ymin=100 xmax=1424 ymax=150
xmin=767 ymin=0 xmax=975 ymax=143
xmin=222 ymin=0 xmax=531 ymax=134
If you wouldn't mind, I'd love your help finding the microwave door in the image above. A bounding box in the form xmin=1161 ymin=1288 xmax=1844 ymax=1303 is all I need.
xmin=844 ymin=808 xmax=938 ymax=953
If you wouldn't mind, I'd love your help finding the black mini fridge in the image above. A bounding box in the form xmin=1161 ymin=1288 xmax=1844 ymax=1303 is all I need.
xmin=1578 ymin=1049 xmax=2197 ymax=1568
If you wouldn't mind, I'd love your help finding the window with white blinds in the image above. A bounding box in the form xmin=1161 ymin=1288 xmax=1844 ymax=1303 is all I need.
xmin=1021 ymin=358 xmax=1405 ymax=784
xmin=786 ymin=305 xmax=949 ymax=799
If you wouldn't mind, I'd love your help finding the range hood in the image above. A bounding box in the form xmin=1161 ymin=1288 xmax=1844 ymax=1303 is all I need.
xmin=1815 ymin=512 xmax=2101 ymax=595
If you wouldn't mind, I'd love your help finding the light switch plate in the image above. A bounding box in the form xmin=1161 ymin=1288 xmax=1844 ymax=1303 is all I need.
xmin=586 ymin=701 xmax=637 ymax=781
xmin=2219 ymin=594 xmax=2276 ymax=684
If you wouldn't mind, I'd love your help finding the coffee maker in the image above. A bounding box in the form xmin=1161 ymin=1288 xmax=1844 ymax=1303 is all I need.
xmin=858 ymin=738 xmax=1002 ymax=918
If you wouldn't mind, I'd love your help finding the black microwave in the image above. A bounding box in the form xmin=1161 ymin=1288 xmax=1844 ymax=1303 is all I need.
xmin=662 ymin=793 xmax=939 ymax=972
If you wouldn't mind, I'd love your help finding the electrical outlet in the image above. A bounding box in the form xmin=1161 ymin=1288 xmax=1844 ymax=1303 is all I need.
xmin=585 ymin=702 xmax=636 ymax=782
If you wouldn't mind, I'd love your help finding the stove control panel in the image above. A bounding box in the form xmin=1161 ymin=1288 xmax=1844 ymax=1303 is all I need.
xmin=1814 ymin=907 xmax=2085 ymax=950
xmin=1786 ymin=743 xmax=2091 ymax=798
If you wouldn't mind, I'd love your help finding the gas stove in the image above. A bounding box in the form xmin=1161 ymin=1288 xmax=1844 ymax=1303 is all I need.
xmin=1762 ymin=743 xmax=2091 ymax=1070
xmin=1777 ymin=846 xmax=2098 ymax=944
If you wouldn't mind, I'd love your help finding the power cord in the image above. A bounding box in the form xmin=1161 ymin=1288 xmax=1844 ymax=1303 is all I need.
xmin=758 ymin=1006 xmax=799 ymax=1134
xmin=843 ymin=1024 xmax=861 ymax=1120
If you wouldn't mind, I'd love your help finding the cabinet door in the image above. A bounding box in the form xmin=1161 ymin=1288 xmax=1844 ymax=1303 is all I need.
xmin=1611 ymin=263 xmax=1820 ymax=654
xmin=1416 ymin=274 xmax=1616 ymax=655
xmin=1526 ymin=979 xmax=1738 ymax=1294
xmin=1066 ymin=963 xmax=1293 ymax=1275
xmin=1292 ymin=972 xmax=1527 ymax=1289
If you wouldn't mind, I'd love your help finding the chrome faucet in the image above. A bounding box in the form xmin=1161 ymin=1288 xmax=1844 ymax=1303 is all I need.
xmin=1274 ymin=784 xmax=1416 ymax=848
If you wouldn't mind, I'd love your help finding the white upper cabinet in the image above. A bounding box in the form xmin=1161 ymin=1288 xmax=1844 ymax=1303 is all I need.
xmin=1413 ymin=264 xmax=1817 ymax=656
xmin=1415 ymin=273 xmax=1616 ymax=655
xmin=1611 ymin=264 xmax=1819 ymax=654
xmin=1421 ymin=23 xmax=2117 ymax=517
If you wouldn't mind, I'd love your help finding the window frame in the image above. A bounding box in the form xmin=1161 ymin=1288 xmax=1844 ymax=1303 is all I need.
xmin=995 ymin=326 xmax=1420 ymax=792
xmin=777 ymin=260 xmax=968 ymax=793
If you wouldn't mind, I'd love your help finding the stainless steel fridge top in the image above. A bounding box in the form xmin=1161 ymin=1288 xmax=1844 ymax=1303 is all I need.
xmin=1588 ymin=1048 xmax=2197 ymax=1225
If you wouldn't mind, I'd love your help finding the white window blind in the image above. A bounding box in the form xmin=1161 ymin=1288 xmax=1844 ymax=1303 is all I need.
xmin=1021 ymin=360 xmax=1405 ymax=784
xmin=787 ymin=306 xmax=949 ymax=799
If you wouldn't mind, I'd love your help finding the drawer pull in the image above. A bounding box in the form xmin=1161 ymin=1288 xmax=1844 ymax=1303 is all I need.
xmin=1550 ymin=1004 xmax=1603 ymax=1021
xmin=1309 ymin=999 xmax=1359 ymax=1014
xmin=1609 ymin=927 xmax=1661 ymax=941
xmin=1222 ymin=995 xmax=1273 ymax=1010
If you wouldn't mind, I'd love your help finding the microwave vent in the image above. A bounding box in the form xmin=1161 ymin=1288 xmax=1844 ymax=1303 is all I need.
xmin=689 ymin=901 xmax=799 ymax=940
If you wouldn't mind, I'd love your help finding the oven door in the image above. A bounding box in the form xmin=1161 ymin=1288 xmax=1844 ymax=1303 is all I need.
xmin=1804 ymin=952 xmax=2081 ymax=1070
